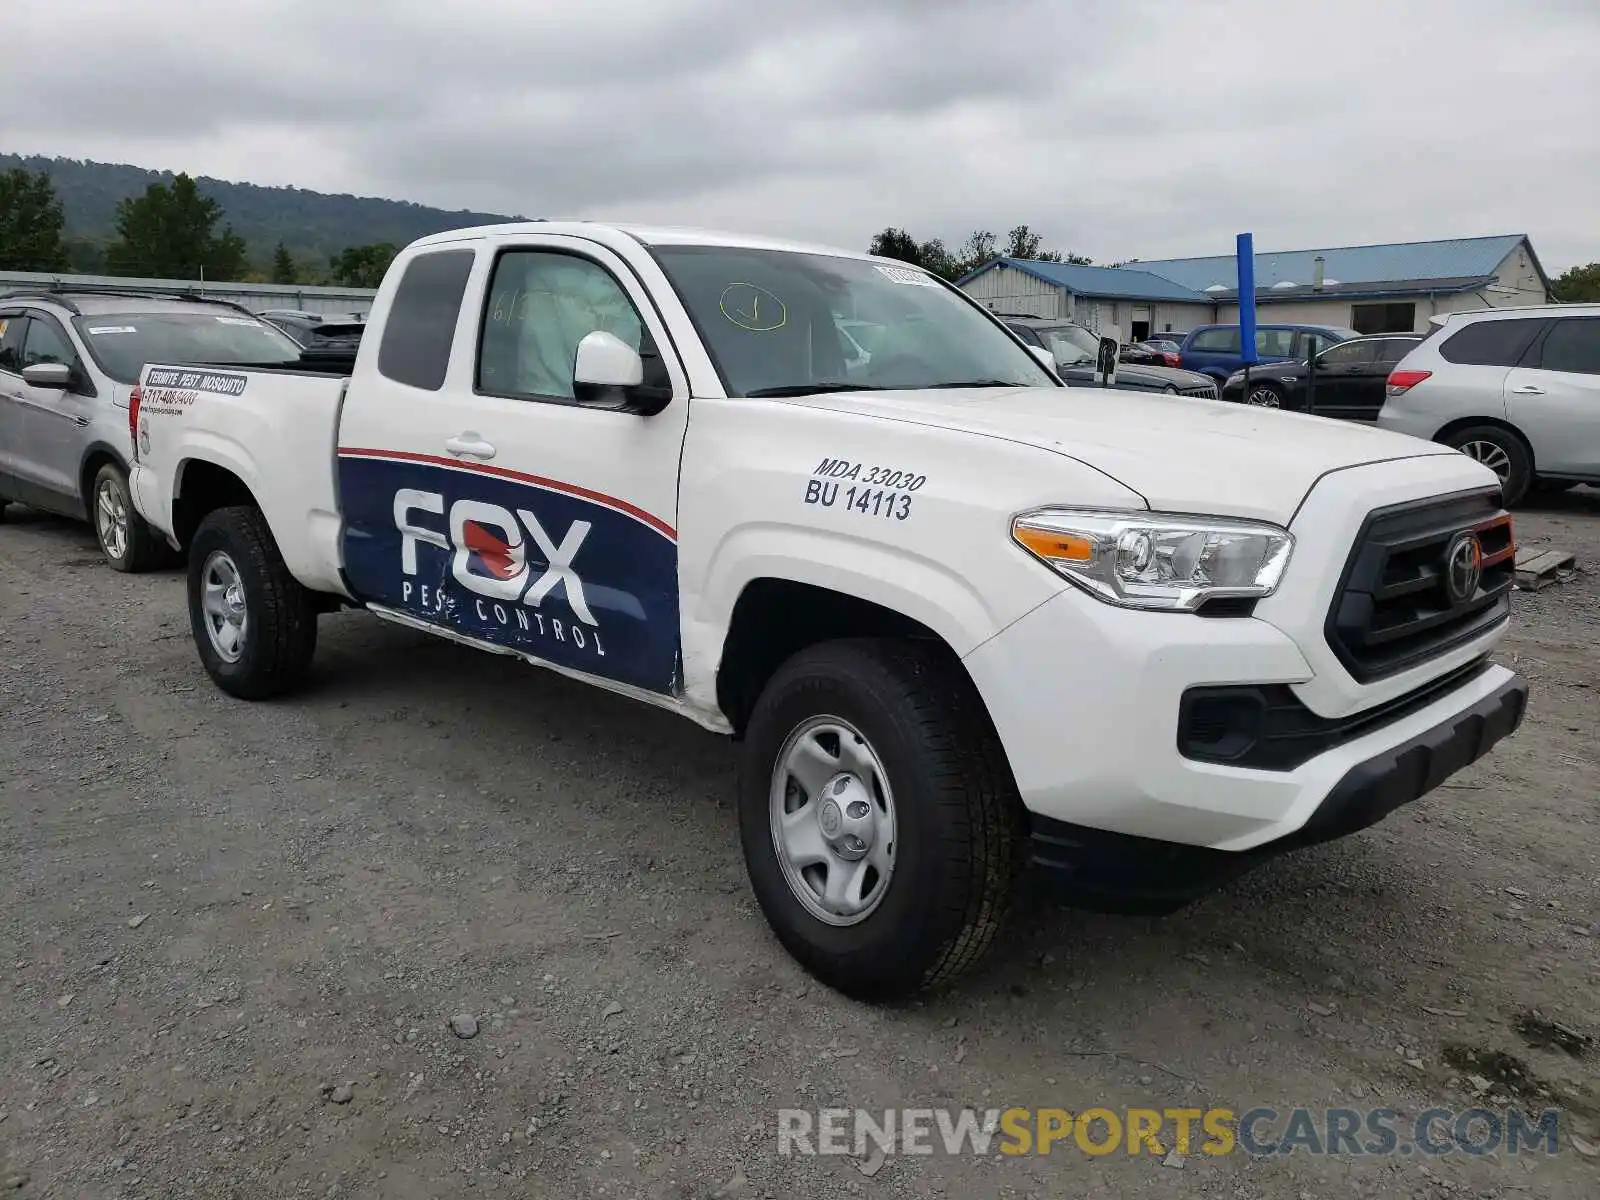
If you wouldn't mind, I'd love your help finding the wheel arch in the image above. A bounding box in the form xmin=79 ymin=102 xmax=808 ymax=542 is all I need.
xmin=713 ymin=576 xmax=996 ymax=739
xmin=78 ymin=442 xmax=129 ymax=522
xmin=171 ymin=457 xmax=263 ymax=551
xmin=1432 ymin=415 xmax=1535 ymax=464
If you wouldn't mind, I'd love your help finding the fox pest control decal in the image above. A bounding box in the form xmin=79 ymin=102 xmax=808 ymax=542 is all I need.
xmin=336 ymin=450 xmax=681 ymax=696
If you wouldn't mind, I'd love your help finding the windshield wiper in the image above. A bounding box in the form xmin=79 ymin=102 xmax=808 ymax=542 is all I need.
xmin=926 ymin=379 xmax=1028 ymax=389
xmin=744 ymin=383 xmax=888 ymax=397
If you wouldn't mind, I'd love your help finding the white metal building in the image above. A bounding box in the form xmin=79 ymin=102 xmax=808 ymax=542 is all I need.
xmin=958 ymin=234 xmax=1553 ymax=342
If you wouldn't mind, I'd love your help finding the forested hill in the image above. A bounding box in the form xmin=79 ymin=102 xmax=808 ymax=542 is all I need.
xmin=1 ymin=152 xmax=522 ymax=272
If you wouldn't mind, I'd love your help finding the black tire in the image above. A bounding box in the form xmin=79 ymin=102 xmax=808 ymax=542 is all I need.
xmin=1244 ymin=381 xmax=1284 ymax=408
xmin=1441 ymin=424 xmax=1533 ymax=507
xmin=92 ymin=461 xmax=167 ymax=573
xmin=187 ymin=505 xmax=318 ymax=699
xmin=738 ymin=638 xmax=1025 ymax=1001
xmin=0 ymin=500 xmax=8 ymax=523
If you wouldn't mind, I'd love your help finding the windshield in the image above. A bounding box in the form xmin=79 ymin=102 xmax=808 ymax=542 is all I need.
xmin=73 ymin=311 xmax=303 ymax=384
xmin=1034 ymin=325 xmax=1099 ymax=367
xmin=648 ymin=245 xmax=1058 ymax=395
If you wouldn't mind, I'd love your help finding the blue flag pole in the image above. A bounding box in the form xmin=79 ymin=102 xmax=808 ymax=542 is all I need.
xmin=1237 ymin=232 xmax=1257 ymax=404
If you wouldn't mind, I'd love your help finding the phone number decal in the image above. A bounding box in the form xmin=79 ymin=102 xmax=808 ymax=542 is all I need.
xmin=803 ymin=456 xmax=925 ymax=520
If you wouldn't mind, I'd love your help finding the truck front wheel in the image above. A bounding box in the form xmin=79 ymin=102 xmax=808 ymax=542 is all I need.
xmin=187 ymin=505 xmax=318 ymax=699
xmin=738 ymin=639 xmax=1024 ymax=1001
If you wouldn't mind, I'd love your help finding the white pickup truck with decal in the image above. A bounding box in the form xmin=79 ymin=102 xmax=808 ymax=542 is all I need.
xmin=129 ymin=222 xmax=1527 ymax=1000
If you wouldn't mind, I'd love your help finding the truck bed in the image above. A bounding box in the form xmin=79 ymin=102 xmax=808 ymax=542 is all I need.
xmin=132 ymin=362 xmax=353 ymax=597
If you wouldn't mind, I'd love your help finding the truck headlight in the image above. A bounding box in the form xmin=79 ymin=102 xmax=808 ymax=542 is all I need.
xmin=1011 ymin=508 xmax=1294 ymax=611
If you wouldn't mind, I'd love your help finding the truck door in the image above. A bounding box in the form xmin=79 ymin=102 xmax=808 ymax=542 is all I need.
xmin=337 ymin=237 xmax=691 ymax=697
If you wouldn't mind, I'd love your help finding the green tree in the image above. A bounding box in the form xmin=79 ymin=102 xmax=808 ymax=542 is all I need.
xmin=1550 ymin=262 xmax=1600 ymax=303
xmin=271 ymin=242 xmax=297 ymax=284
xmin=867 ymin=227 xmax=924 ymax=265
xmin=0 ymin=168 xmax=70 ymax=272
xmin=329 ymin=242 xmax=398 ymax=288
xmin=104 ymin=173 xmax=249 ymax=280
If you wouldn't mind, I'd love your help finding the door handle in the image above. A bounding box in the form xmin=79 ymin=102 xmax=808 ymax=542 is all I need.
xmin=444 ymin=432 xmax=497 ymax=460
xmin=1510 ymin=385 xmax=1545 ymax=395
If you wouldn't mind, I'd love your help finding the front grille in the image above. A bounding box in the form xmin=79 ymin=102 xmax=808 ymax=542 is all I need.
xmin=1181 ymin=383 xmax=1217 ymax=400
xmin=1326 ymin=489 xmax=1514 ymax=682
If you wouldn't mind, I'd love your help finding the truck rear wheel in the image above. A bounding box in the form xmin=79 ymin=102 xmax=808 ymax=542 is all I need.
xmin=738 ymin=638 xmax=1024 ymax=1001
xmin=187 ymin=505 xmax=318 ymax=699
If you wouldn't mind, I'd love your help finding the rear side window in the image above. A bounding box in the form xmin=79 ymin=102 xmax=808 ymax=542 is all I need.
xmin=0 ymin=314 xmax=25 ymax=373
xmin=1534 ymin=317 xmax=1600 ymax=376
xmin=1439 ymin=317 xmax=1545 ymax=367
xmin=1375 ymin=338 xmax=1418 ymax=363
xmin=377 ymin=249 xmax=476 ymax=391
xmin=1318 ymin=340 xmax=1378 ymax=366
xmin=1189 ymin=328 xmax=1239 ymax=352
xmin=1256 ymin=328 xmax=1297 ymax=357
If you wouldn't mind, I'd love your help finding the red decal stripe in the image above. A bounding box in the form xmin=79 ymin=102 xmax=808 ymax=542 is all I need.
xmin=338 ymin=447 xmax=677 ymax=540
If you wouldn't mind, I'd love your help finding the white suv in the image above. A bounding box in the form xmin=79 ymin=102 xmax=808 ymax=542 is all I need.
xmin=1377 ymin=304 xmax=1600 ymax=505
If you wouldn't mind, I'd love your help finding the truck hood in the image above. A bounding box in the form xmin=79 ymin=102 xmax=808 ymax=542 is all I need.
xmin=780 ymin=385 xmax=1459 ymax=524
xmin=1089 ymin=362 xmax=1215 ymax=389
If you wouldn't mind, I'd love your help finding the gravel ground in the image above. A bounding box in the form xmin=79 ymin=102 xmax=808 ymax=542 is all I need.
xmin=1 ymin=492 xmax=1597 ymax=1199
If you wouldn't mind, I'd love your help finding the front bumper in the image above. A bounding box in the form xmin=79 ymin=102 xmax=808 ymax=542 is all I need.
xmin=1023 ymin=669 xmax=1526 ymax=912
xmin=963 ymin=571 xmax=1522 ymax=851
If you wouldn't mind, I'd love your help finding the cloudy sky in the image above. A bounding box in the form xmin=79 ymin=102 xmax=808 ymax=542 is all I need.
xmin=3 ymin=0 xmax=1596 ymax=272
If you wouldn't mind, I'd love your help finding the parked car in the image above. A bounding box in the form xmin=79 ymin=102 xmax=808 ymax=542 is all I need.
xmin=1220 ymin=334 xmax=1423 ymax=419
xmin=258 ymin=309 xmax=326 ymax=344
xmin=0 ymin=288 xmax=305 ymax=569
xmin=1179 ymin=323 xmax=1358 ymax=381
xmin=1119 ymin=341 xmax=1180 ymax=368
xmin=1377 ymin=304 xmax=1600 ymax=505
xmin=1004 ymin=317 xmax=1218 ymax=398
xmin=127 ymin=221 xmax=1524 ymax=1000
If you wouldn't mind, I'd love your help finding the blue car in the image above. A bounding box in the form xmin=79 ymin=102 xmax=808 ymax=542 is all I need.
xmin=1178 ymin=323 xmax=1359 ymax=382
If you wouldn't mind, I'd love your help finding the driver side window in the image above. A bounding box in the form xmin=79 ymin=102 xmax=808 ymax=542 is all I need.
xmin=21 ymin=314 xmax=78 ymax=371
xmin=477 ymin=249 xmax=662 ymax=404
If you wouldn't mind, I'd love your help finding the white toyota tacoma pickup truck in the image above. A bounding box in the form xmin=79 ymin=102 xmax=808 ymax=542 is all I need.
xmin=128 ymin=222 xmax=1528 ymax=1000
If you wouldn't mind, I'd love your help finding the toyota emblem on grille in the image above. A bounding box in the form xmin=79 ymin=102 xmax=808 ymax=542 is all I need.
xmin=1444 ymin=531 xmax=1483 ymax=604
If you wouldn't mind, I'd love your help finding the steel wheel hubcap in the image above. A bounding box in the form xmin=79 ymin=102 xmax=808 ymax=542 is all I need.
xmin=769 ymin=716 xmax=896 ymax=926
xmin=1459 ymin=440 xmax=1512 ymax=479
xmin=1247 ymin=387 xmax=1280 ymax=408
xmin=200 ymin=551 xmax=248 ymax=663
xmin=96 ymin=479 xmax=129 ymax=560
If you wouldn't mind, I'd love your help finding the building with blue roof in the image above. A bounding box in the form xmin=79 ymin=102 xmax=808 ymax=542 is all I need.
xmin=956 ymin=234 xmax=1550 ymax=343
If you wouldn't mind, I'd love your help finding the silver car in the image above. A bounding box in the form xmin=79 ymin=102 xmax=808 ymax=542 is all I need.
xmin=1377 ymin=303 xmax=1600 ymax=505
xmin=0 ymin=288 xmax=304 ymax=569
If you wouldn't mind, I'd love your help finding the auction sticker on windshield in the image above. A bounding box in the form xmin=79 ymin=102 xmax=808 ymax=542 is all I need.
xmin=873 ymin=264 xmax=938 ymax=287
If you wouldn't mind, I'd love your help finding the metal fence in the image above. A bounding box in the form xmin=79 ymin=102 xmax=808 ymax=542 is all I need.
xmin=0 ymin=269 xmax=377 ymax=316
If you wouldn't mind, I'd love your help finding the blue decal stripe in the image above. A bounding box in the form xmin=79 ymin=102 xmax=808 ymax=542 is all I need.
xmin=338 ymin=447 xmax=677 ymax=541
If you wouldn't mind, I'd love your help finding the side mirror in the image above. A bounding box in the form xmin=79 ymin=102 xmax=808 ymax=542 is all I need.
xmin=573 ymin=331 xmax=671 ymax=415
xmin=1096 ymin=336 xmax=1119 ymax=386
xmin=1027 ymin=345 xmax=1056 ymax=373
xmin=22 ymin=361 xmax=72 ymax=389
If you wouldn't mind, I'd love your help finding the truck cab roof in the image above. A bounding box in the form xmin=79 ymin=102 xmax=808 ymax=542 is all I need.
xmin=408 ymin=220 xmax=892 ymax=264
